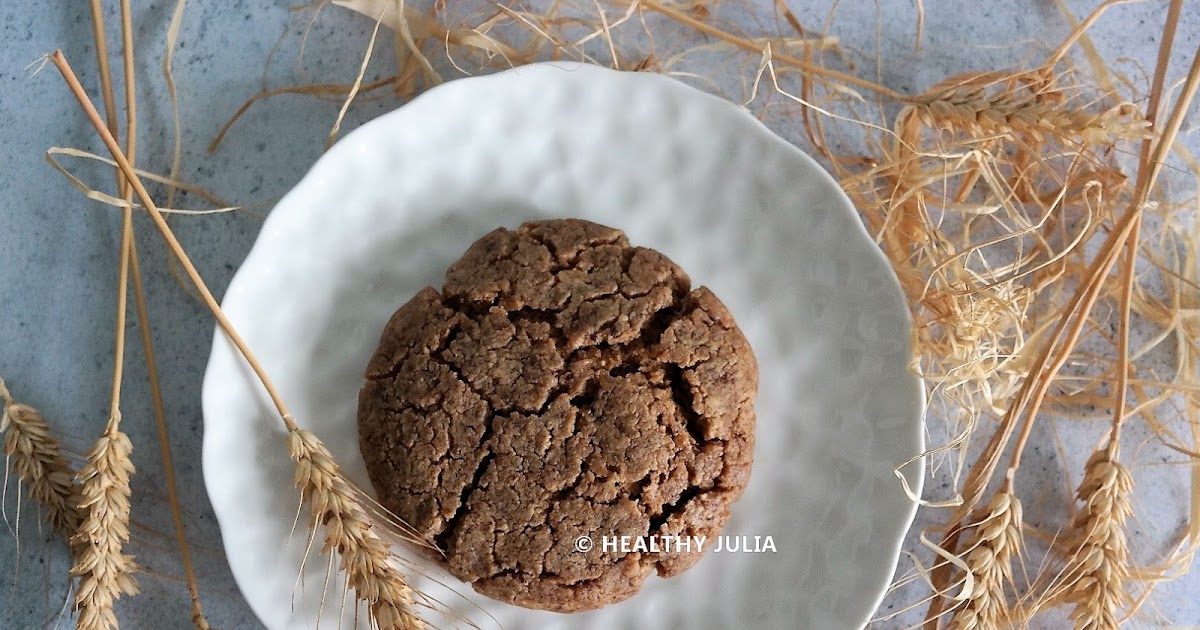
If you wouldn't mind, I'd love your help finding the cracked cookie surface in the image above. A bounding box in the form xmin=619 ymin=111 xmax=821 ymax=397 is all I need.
xmin=357 ymin=219 xmax=758 ymax=612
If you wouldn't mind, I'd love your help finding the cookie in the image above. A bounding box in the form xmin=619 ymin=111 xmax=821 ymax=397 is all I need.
xmin=357 ymin=218 xmax=758 ymax=612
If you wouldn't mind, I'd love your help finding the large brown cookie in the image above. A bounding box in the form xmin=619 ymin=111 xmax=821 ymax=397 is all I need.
xmin=357 ymin=218 xmax=758 ymax=612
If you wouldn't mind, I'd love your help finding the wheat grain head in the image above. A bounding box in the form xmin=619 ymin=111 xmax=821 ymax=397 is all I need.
xmin=0 ymin=377 xmax=83 ymax=538
xmin=946 ymin=490 xmax=1023 ymax=630
xmin=70 ymin=421 xmax=139 ymax=630
xmin=1062 ymin=448 xmax=1134 ymax=630
xmin=287 ymin=427 xmax=422 ymax=630
xmin=904 ymin=78 xmax=1147 ymax=144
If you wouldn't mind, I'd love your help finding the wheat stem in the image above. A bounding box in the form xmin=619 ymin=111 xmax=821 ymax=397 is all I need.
xmin=85 ymin=0 xmax=215 ymax=625
xmin=85 ymin=1 xmax=133 ymax=428
xmin=88 ymin=0 xmax=118 ymax=144
xmin=50 ymin=51 xmax=296 ymax=430
xmin=1109 ymin=0 xmax=1183 ymax=443
xmin=73 ymin=4 xmax=141 ymax=628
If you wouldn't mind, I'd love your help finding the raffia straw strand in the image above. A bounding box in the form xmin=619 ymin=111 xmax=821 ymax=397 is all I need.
xmin=49 ymin=50 xmax=423 ymax=630
xmin=635 ymin=0 xmax=905 ymax=100
xmin=0 ymin=378 xmax=83 ymax=539
xmin=326 ymin=3 xmax=388 ymax=148
xmin=44 ymin=146 xmax=240 ymax=214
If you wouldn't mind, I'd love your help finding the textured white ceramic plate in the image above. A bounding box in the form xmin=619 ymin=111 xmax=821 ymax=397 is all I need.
xmin=202 ymin=62 xmax=924 ymax=630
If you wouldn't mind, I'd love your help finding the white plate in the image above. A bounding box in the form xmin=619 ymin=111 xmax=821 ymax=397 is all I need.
xmin=202 ymin=62 xmax=924 ymax=630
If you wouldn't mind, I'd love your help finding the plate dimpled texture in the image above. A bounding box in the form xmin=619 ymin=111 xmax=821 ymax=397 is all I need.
xmin=202 ymin=62 xmax=924 ymax=630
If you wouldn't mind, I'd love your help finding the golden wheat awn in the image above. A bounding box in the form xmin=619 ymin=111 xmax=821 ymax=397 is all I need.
xmin=288 ymin=427 xmax=422 ymax=630
xmin=70 ymin=421 xmax=139 ymax=630
xmin=0 ymin=377 xmax=83 ymax=539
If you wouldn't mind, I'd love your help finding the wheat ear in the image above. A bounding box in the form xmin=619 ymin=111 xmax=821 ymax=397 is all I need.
xmin=906 ymin=83 xmax=1146 ymax=144
xmin=946 ymin=490 xmax=1023 ymax=630
xmin=69 ymin=418 xmax=139 ymax=630
xmin=1060 ymin=447 xmax=1133 ymax=630
xmin=0 ymin=377 xmax=83 ymax=538
xmin=288 ymin=427 xmax=422 ymax=629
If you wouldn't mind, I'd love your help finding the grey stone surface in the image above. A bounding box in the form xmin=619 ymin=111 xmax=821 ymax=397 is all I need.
xmin=0 ymin=1 xmax=1196 ymax=628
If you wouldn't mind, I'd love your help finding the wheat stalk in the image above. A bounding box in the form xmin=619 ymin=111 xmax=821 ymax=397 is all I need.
xmin=86 ymin=0 xmax=214 ymax=625
xmin=70 ymin=419 xmax=139 ymax=630
xmin=0 ymin=377 xmax=83 ymax=539
xmin=945 ymin=490 xmax=1023 ymax=630
xmin=49 ymin=51 xmax=424 ymax=629
xmin=1058 ymin=447 xmax=1134 ymax=629
xmin=288 ymin=427 xmax=422 ymax=629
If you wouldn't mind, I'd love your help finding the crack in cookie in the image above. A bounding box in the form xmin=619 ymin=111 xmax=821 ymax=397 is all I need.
xmin=357 ymin=219 xmax=758 ymax=612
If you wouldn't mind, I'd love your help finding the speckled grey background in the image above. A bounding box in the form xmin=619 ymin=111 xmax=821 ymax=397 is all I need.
xmin=0 ymin=1 xmax=1196 ymax=629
